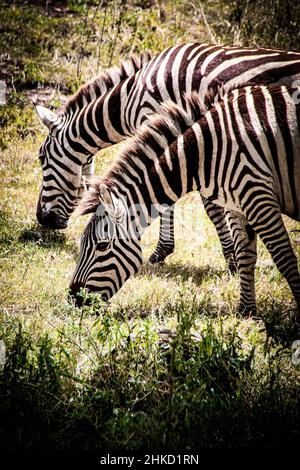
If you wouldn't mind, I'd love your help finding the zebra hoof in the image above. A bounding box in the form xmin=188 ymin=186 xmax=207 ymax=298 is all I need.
xmin=148 ymin=252 xmax=166 ymax=264
xmin=148 ymin=246 xmax=175 ymax=264
xmin=238 ymin=304 xmax=257 ymax=318
xmin=227 ymin=258 xmax=237 ymax=274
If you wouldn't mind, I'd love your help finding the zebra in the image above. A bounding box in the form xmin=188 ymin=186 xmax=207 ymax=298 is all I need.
xmin=69 ymin=84 xmax=300 ymax=320
xmin=35 ymin=52 xmax=152 ymax=227
xmin=36 ymin=42 xmax=300 ymax=265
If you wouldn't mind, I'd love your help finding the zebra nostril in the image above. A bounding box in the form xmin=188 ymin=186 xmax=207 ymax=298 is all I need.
xmin=68 ymin=287 xmax=84 ymax=307
xmin=68 ymin=283 xmax=91 ymax=308
xmin=74 ymin=295 xmax=83 ymax=308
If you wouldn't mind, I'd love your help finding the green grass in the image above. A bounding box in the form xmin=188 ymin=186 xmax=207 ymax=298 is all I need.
xmin=0 ymin=0 xmax=210 ymax=149
xmin=1 ymin=0 xmax=300 ymax=453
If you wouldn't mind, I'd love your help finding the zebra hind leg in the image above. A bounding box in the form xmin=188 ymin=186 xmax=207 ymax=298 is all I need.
xmin=226 ymin=211 xmax=258 ymax=315
xmin=247 ymin=206 xmax=300 ymax=318
xmin=149 ymin=206 xmax=175 ymax=264
xmin=202 ymin=197 xmax=237 ymax=273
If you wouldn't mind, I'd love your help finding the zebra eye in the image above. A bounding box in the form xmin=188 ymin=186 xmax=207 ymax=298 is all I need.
xmin=96 ymin=241 xmax=110 ymax=251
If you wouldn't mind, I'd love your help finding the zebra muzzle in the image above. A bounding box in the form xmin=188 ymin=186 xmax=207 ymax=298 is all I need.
xmin=36 ymin=206 xmax=68 ymax=230
xmin=68 ymin=282 xmax=88 ymax=308
xmin=68 ymin=284 xmax=109 ymax=308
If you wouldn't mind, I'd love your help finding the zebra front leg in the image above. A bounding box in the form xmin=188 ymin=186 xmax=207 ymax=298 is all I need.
xmin=202 ymin=197 xmax=237 ymax=273
xmin=149 ymin=205 xmax=175 ymax=264
xmin=247 ymin=206 xmax=300 ymax=314
xmin=226 ymin=211 xmax=257 ymax=315
xmin=78 ymin=159 xmax=95 ymax=201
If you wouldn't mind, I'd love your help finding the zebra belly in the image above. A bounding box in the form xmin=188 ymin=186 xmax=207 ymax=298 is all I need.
xmin=199 ymin=186 xmax=243 ymax=216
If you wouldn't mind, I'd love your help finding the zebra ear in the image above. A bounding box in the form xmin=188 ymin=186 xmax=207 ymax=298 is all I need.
xmin=35 ymin=105 xmax=60 ymax=128
xmin=99 ymin=183 xmax=115 ymax=214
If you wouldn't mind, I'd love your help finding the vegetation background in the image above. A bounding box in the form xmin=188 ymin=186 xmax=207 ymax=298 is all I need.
xmin=1 ymin=0 xmax=300 ymax=453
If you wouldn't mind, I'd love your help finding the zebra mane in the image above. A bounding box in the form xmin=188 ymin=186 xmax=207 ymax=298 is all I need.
xmin=79 ymin=177 xmax=114 ymax=215
xmin=197 ymin=85 xmax=227 ymax=112
xmin=61 ymin=52 xmax=152 ymax=115
xmin=78 ymin=89 xmax=227 ymax=216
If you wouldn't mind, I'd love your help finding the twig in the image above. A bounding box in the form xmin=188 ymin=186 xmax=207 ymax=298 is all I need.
xmin=108 ymin=0 xmax=127 ymax=68
xmin=198 ymin=0 xmax=217 ymax=45
xmin=96 ymin=1 xmax=109 ymax=74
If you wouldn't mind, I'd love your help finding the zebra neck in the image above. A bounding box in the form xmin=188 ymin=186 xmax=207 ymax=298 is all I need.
xmin=111 ymin=180 xmax=156 ymax=237
xmin=63 ymin=75 xmax=137 ymax=164
xmin=109 ymin=135 xmax=204 ymax=236
xmin=92 ymin=75 xmax=136 ymax=145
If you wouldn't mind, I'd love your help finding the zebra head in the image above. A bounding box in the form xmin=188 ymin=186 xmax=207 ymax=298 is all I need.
xmin=69 ymin=182 xmax=143 ymax=306
xmin=36 ymin=105 xmax=94 ymax=230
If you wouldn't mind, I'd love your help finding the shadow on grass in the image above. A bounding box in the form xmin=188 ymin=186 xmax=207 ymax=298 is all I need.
xmin=138 ymin=260 xmax=226 ymax=285
xmin=19 ymin=224 xmax=66 ymax=246
xmin=69 ymin=283 xmax=223 ymax=322
xmin=262 ymin=305 xmax=300 ymax=347
xmin=18 ymin=224 xmax=79 ymax=257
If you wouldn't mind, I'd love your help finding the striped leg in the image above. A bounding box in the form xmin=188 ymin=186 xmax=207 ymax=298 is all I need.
xmin=149 ymin=206 xmax=175 ymax=264
xmin=226 ymin=211 xmax=257 ymax=314
xmin=202 ymin=198 xmax=237 ymax=273
xmin=149 ymin=199 xmax=237 ymax=267
xmin=246 ymin=206 xmax=300 ymax=312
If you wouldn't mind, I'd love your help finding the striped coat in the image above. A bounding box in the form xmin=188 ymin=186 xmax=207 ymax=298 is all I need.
xmin=36 ymin=43 xmax=300 ymax=265
xmin=69 ymin=84 xmax=300 ymax=319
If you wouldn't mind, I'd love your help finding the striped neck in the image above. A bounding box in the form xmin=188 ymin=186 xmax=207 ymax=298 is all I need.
xmin=55 ymin=54 xmax=153 ymax=166
xmin=98 ymin=106 xmax=206 ymax=234
xmin=59 ymin=74 xmax=137 ymax=165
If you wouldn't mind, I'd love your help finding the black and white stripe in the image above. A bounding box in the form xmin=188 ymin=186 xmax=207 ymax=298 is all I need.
xmin=70 ymin=84 xmax=300 ymax=318
xmin=36 ymin=43 xmax=300 ymax=264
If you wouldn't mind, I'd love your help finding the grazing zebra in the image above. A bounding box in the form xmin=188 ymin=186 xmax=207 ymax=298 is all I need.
xmin=69 ymin=84 xmax=300 ymax=319
xmin=35 ymin=52 xmax=152 ymax=227
xmin=36 ymin=43 xmax=300 ymax=265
